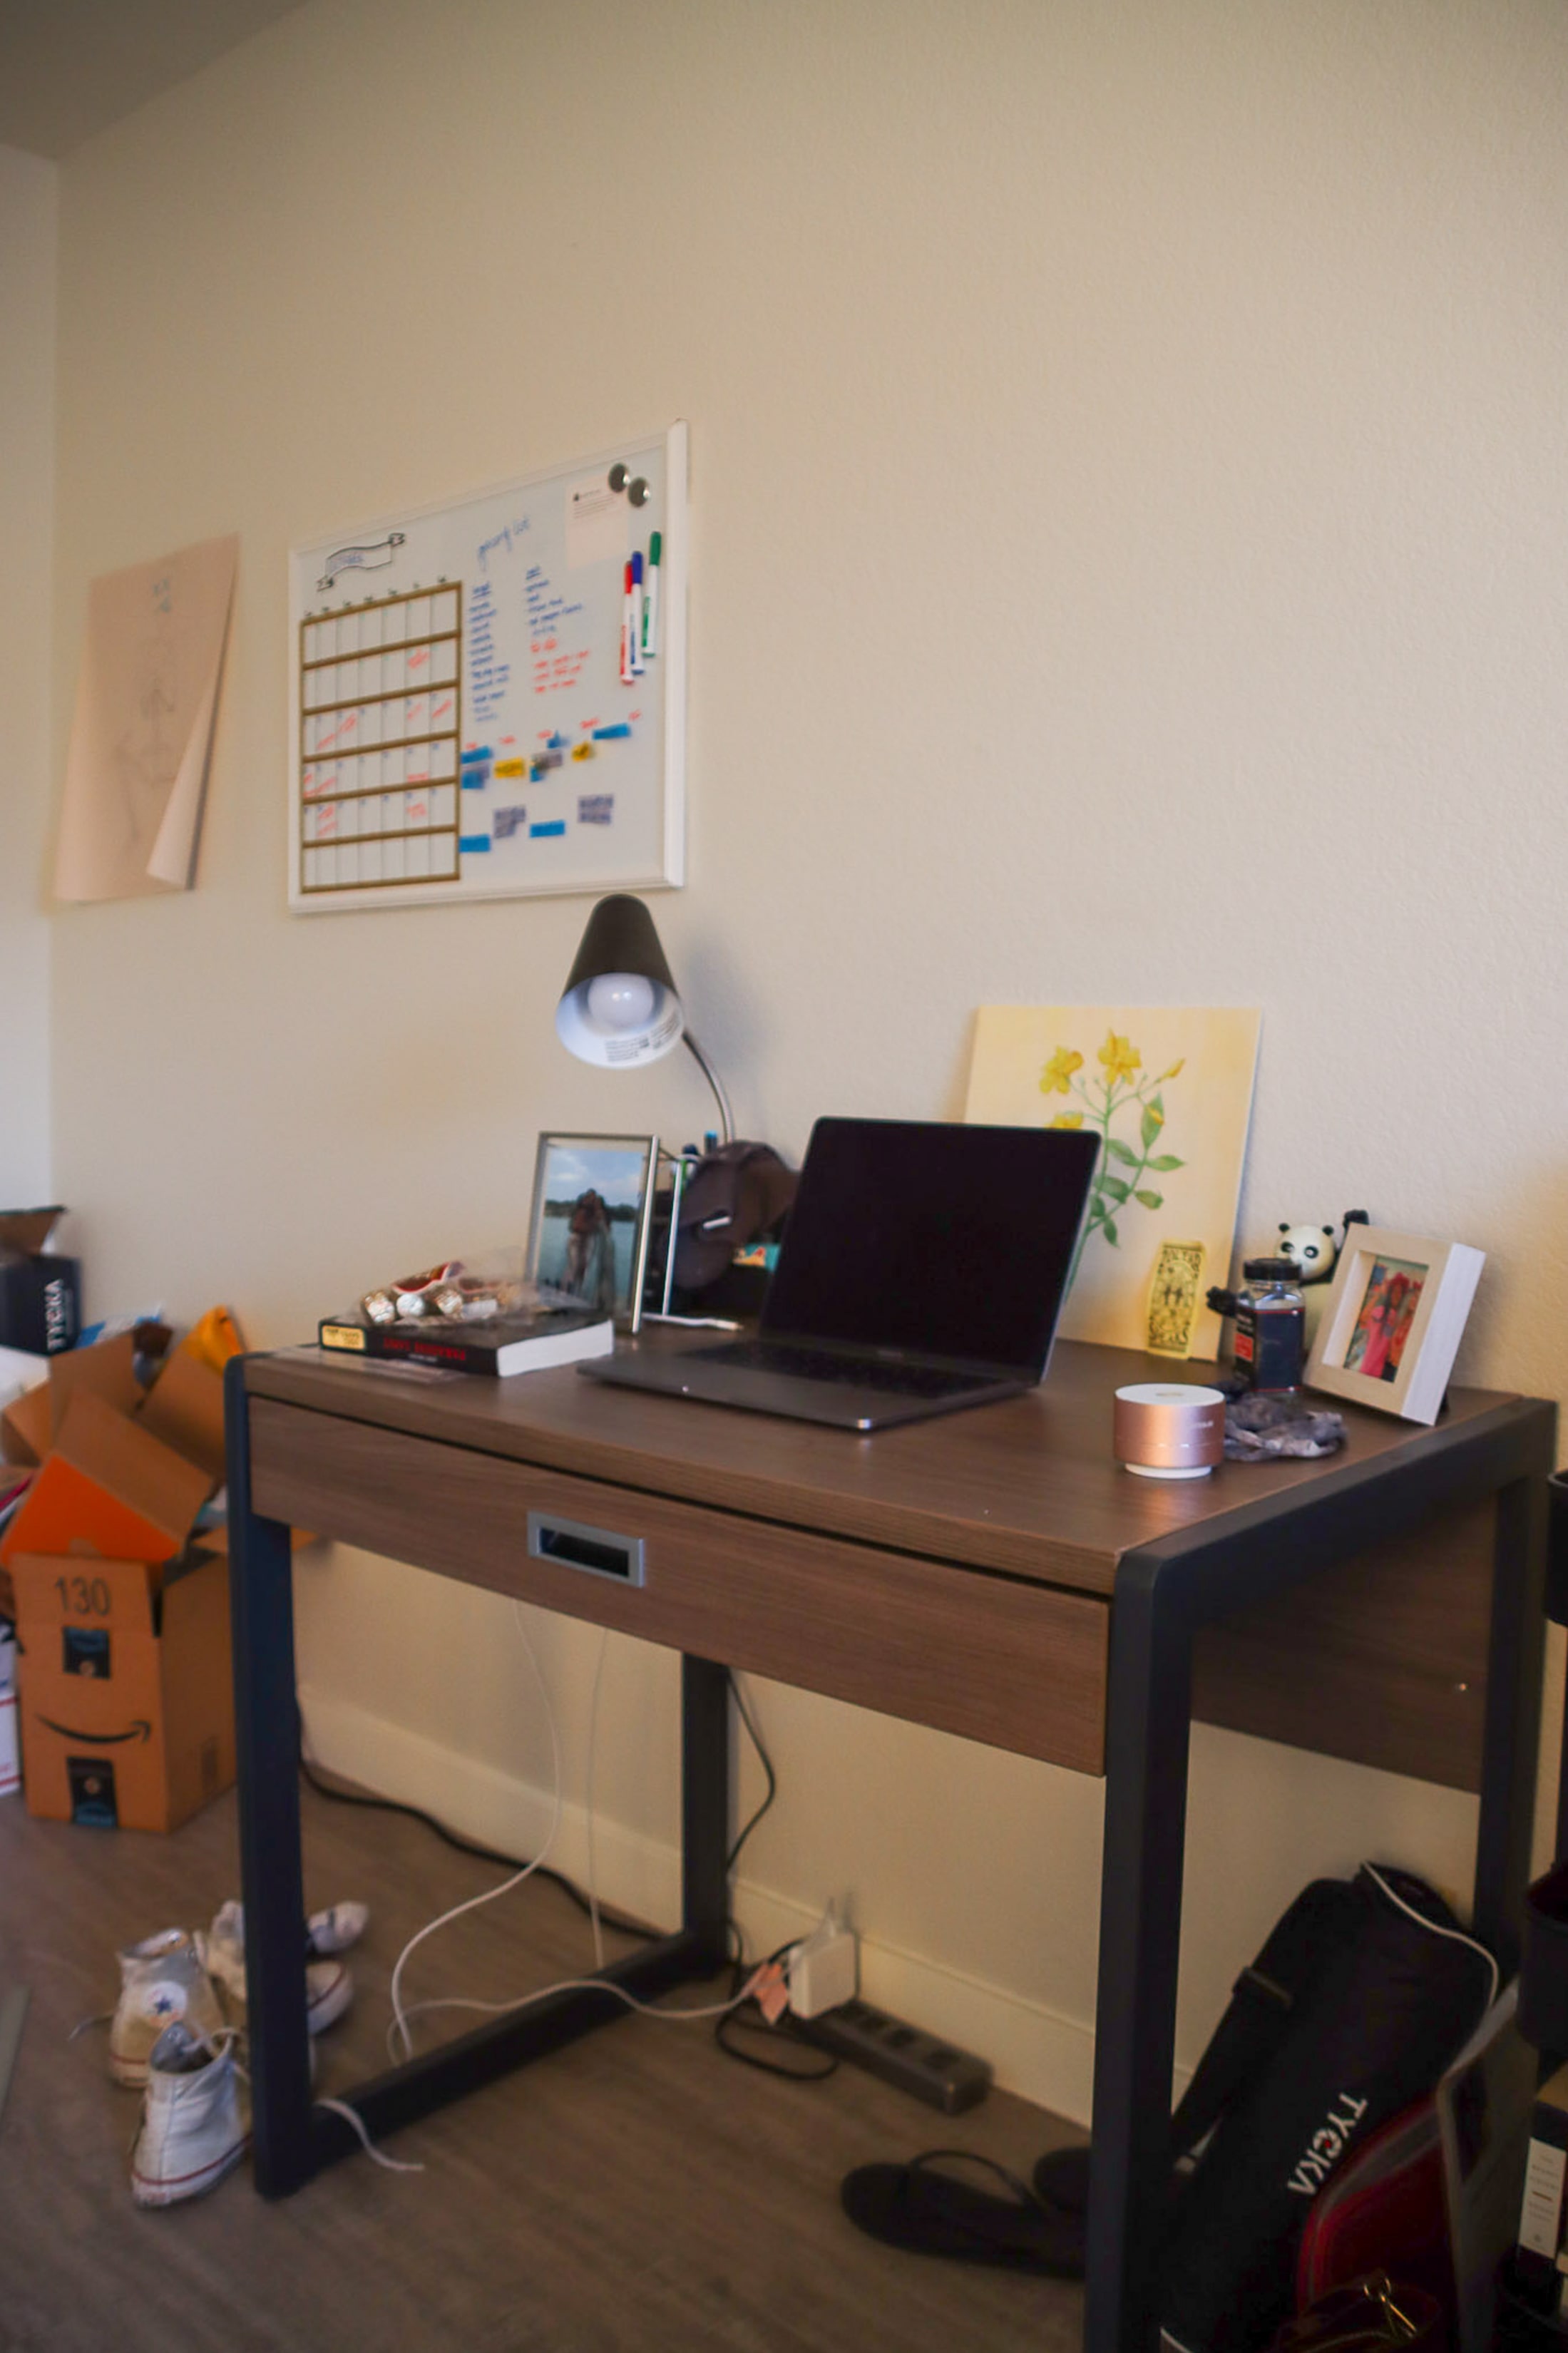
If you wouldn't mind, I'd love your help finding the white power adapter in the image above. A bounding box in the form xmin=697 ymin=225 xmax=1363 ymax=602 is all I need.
xmin=785 ymin=1907 xmax=859 ymax=2020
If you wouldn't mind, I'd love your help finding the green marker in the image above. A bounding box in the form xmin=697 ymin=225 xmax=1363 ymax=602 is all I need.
xmin=642 ymin=530 xmax=661 ymax=659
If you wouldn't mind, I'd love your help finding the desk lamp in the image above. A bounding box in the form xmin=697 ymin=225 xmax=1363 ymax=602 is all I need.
xmin=555 ymin=893 xmax=734 ymax=1146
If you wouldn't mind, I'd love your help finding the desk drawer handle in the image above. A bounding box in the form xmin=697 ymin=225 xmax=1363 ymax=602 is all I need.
xmin=527 ymin=1511 xmax=645 ymax=1586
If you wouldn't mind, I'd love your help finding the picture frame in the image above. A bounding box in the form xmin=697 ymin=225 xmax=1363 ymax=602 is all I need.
xmin=1304 ymin=1225 xmax=1485 ymax=1425
xmin=526 ymin=1133 xmax=659 ymax=1334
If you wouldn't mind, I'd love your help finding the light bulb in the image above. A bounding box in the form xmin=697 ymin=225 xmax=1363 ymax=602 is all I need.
xmin=585 ymin=970 xmax=657 ymax=1032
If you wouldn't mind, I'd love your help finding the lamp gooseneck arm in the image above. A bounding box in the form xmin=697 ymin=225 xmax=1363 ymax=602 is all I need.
xmin=682 ymin=1031 xmax=734 ymax=1147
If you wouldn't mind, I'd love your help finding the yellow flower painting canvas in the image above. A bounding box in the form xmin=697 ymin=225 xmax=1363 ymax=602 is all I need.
xmin=964 ymin=1006 xmax=1261 ymax=1358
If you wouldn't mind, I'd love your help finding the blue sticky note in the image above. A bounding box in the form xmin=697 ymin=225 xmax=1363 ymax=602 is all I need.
xmin=530 ymin=820 xmax=566 ymax=839
xmin=459 ymin=834 xmax=492 ymax=853
xmin=591 ymin=723 xmax=632 ymax=741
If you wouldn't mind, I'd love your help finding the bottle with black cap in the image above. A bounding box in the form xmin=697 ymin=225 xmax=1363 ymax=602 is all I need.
xmin=1229 ymin=1257 xmax=1306 ymax=1394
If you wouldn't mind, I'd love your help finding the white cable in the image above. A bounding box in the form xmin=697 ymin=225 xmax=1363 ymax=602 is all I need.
xmin=386 ymin=1600 xmax=563 ymax=2062
xmin=314 ymin=2096 xmax=426 ymax=2174
xmin=385 ymin=1967 xmax=764 ymax=2063
xmin=1361 ymin=1862 xmax=1501 ymax=2011
xmin=585 ymin=1626 xmax=610 ymax=1971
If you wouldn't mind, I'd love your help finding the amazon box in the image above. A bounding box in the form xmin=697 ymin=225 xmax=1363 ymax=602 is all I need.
xmin=10 ymin=1547 xmax=234 ymax=1831
xmin=0 ymin=1390 xmax=213 ymax=1618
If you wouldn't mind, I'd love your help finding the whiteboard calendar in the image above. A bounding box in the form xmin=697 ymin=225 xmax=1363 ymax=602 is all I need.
xmin=288 ymin=424 xmax=687 ymax=913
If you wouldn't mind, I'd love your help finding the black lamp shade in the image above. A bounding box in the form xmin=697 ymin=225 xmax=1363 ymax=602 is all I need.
xmin=555 ymin=893 xmax=686 ymax=1069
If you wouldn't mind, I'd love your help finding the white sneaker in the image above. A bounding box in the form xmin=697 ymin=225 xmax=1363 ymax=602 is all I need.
xmin=109 ymin=1930 xmax=227 ymax=2090
xmin=130 ymin=2021 xmax=248 ymax=2208
xmin=210 ymin=1895 xmax=369 ymax=1958
xmin=198 ymin=1901 xmax=354 ymax=2036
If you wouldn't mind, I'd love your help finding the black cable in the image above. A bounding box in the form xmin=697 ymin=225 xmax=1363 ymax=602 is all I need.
xmin=712 ymin=1683 xmax=839 ymax=2081
xmin=297 ymin=1753 xmax=657 ymax=1942
xmin=714 ymin=1935 xmax=839 ymax=2081
xmin=725 ymin=1668 xmax=777 ymax=1875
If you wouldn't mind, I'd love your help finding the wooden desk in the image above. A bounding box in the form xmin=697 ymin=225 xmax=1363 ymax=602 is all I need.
xmin=227 ymin=1338 xmax=1554 ymax=2353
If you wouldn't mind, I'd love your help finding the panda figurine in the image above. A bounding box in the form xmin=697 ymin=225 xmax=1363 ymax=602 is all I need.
xmin=1276 ymin=1224 xmax=1337 ymax=1287
xmin=1276 ymin=1212 xmax=1368 ymax=1345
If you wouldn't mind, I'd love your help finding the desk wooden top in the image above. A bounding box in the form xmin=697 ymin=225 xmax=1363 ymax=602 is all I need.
xmin=245 ymin=1336 xmax=1520 ymax=1600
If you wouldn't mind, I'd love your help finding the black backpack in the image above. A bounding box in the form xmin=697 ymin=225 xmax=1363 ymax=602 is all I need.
xmin=1152 ymin=1862 xmax=1495 ymax=2351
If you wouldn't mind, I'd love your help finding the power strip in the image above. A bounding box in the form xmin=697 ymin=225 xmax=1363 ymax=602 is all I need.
xmin=796 ymin=1997 xmax=992 ymax=2114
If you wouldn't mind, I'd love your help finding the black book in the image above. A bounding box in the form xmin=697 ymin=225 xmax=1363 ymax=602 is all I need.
xmin=318 ymin=1306 xmax=613 ymax=1378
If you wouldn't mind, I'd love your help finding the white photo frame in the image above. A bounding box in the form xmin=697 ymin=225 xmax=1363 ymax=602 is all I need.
xmin=526 ymin=1133 xmax=658 ymax=1334
xmin=1305 ymin=1226 xmax=1485 ymax=1425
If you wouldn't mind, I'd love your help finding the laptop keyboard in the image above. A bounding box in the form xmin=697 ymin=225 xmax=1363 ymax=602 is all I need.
xmin=685 ymin=1340 xmax=991 ymax=1400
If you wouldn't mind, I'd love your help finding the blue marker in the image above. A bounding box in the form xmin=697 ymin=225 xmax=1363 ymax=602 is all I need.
xmin=629 ymin=551 xmax=645 ymax=676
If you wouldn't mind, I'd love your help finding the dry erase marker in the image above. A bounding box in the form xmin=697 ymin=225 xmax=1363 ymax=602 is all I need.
xmin=629 ymin=550 xmax=645 ymax=675
xmin=620 ymin=560 xmax=633 ymax=683
xmin=642 ymin=530 xmax=660 ymax=658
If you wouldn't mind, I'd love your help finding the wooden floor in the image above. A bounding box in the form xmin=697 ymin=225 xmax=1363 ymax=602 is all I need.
xmin=0 ymin=1780 xmax=1085 ymax=2352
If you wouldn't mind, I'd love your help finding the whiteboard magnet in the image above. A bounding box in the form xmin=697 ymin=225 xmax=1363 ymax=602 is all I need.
xmin=627 ymin=476 xmax=650 ymax=507
xmin=608 ymin=463 xmax=630 ymax=492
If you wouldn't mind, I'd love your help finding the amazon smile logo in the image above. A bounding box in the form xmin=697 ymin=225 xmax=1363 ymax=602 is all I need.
xmin=36 ymin=1716 xmax=151 ymax=1746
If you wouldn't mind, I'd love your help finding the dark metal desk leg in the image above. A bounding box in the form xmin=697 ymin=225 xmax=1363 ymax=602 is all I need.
xmin=681 ymin=1656 xmax=731 ymax=1964
xmin=224 ymin=1359 xmax=314 ymax=2196
xmin=1085 ymin=1561 xmax=1194 ymax=2353
xmin=1474 ymin=1464 xmax=1550 ymax=1974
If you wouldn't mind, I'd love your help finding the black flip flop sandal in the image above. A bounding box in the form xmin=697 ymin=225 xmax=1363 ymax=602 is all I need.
xmin=840 ymin=2148 xmax=1087 ymax=2277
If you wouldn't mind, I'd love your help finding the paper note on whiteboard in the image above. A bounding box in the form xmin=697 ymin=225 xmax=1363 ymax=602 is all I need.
xmin=565 ymin=475 xmax=628 ymax=570
xmin=53 ymin=534 xmax=237 ymax=903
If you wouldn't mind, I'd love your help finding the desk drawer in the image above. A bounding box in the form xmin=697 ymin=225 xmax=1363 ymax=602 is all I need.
xmin=249 ymin=1398 xmax=1108 ymax=1774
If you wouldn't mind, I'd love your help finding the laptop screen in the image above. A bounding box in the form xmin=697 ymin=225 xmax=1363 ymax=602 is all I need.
xmin=762 ymin=1118 xmax=1100 ymax=1375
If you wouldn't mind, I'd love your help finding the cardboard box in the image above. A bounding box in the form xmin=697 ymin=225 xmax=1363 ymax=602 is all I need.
xmin=136 ymin=1347 xmax=227 ymax=1485
xmin=0 ymin=1209 xmax=81 ymax=1357
xmin=0 ymin=1390 xmax=213 ymax=1616
xmin=0 ymin=1622 xmax=17 ymax=1798
xmin=1 ymin=1375 xmax=51 ymax=1468
xmin=10 ymin=1548 xmax=235 ymax=1830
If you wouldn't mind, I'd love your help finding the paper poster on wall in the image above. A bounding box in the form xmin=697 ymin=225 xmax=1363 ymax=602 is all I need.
xmin=288 ymin=425 xmax=687 ymax=913
xmin=964 ymin=1005 xmax=1261 ymax=1358
xmin=54 ymin=533 xmax=237 ymax=903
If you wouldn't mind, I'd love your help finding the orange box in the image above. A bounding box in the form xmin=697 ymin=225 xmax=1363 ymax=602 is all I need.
xmin=0 ymin=1390 xmax=212 ymax=1588
xmin=11 ymin=1547 xmax=235 ymax=1831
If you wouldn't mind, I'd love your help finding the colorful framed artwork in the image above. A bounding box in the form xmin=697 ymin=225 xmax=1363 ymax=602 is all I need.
xmin=1304 ymin=1226 xmax=1485 ymax=1425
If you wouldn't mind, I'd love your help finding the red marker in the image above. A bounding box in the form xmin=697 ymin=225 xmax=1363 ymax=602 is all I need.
xmin=620 ymin=560 xmax=634 ymax=682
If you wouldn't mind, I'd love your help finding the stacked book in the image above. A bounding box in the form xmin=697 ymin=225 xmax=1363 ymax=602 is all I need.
xmin=318 ymin=1305 xmax=613 ymax=1378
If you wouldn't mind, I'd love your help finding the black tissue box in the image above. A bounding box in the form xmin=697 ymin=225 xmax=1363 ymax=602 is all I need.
xmin=0 ymin=1208 xmax=81 ymax=1356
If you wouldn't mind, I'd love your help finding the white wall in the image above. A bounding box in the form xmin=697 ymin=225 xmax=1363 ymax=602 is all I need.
xmin=44 ymin=0 xmax=1568 ymax=2118
xmin=0 ymin=144 xmax=56 ymax=1206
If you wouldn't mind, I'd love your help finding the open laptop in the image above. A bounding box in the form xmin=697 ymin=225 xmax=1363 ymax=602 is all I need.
xmin=581 ymin=1116 xmax=1100 ymax=1431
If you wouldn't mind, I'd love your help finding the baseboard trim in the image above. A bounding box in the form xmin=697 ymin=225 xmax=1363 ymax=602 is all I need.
xmin=297 ymin=1681 xmax=1101 ymax=2125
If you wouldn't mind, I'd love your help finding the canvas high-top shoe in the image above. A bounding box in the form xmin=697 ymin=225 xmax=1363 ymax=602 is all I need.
xmin=129 ymin=2021 xmax=248 ymax=2208
xmin=198 ymin=1901 xmax=354 ymax=2036
xmin=109 ymin=1929 xmax=227 ymax=2090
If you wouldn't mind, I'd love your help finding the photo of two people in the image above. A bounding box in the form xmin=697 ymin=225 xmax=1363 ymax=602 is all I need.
xmin=529 ymin=1137 xmax=654 ymax=1321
